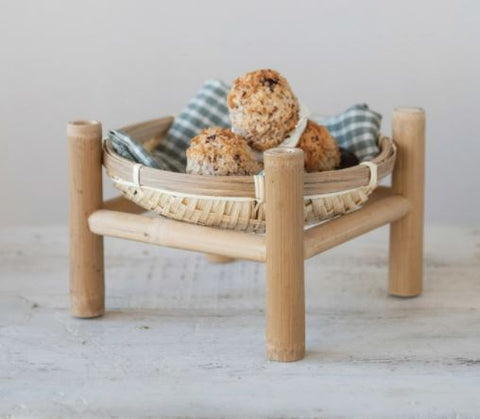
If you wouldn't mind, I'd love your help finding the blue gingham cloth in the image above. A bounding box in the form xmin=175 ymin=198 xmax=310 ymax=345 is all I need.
xmin=108 ymin=80 xmax=381 ymax=172
xmin=109 ymin=79 xmax=230 ymax=172
xmin=313 ymin=104 xmax=381 ymax=161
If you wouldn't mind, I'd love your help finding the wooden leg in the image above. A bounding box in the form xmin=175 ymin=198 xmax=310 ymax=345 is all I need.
xmin=68 ymin=120 xmax=105 ymax=318
xmin=264 ymin=148 xmax=305 ymax=362
xmin=205 ymin=254 xmax=235 ymax=263
xmin=389 ymin=108 xmax=425 ymax=297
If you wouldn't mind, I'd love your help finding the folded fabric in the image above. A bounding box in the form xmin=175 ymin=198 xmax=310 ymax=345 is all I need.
xmin=108 ymin=129 xmax=162 ymax=169
xmin=109 ymin=79 xmax=230 ymax=172
xmin=109 ymin=80 xmax=381 ymax=172
xmin=314 ymin=104 xmax=381 ymax=161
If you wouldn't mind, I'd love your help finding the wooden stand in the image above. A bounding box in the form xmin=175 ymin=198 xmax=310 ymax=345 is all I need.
xmin=68 ymin=106 xmax=425 ymax=360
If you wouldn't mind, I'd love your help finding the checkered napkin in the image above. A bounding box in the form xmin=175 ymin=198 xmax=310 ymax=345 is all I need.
xmin=108 ymin=81 xmax=381 ymax=172
xmin=109 ymin=79 xmax=230 ymax=172
xmin=314 ymin=104 xmax=381 ymax=161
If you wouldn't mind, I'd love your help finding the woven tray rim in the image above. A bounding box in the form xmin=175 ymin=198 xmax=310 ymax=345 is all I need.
xmin=103 ymin=116 xmax=396 ymax=199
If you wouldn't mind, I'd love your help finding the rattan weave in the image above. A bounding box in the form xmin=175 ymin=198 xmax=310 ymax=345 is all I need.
xmin=103 ymin=116 xmax=397 ymax=233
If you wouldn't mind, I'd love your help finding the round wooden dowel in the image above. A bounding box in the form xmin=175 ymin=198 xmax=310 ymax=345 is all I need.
xmin=264 ymin=148 xmax=305 ymax=362
xmin=205 ymin=254 xmax=235 ymax=263
xmin=68 ymin=120 xmax=105 ymax=318
xmin=389 ymin=107 xmax=425 ymax=297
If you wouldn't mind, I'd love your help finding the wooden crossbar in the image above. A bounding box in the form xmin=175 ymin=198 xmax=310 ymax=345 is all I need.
xmin=304 ymin=187 xmax=411 ymax=259
xmin=88 ymin=209 xmax=267 ymax=262
xmin=92 ymin=187 xmax=410 ymax=263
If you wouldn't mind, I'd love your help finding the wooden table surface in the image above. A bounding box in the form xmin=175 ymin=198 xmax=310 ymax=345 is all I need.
xmin=1 ymin=224 xmax=479 ymax=418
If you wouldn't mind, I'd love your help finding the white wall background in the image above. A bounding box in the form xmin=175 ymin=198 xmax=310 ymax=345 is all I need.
xmin=1 ymin=0 xmax=479 ymax=227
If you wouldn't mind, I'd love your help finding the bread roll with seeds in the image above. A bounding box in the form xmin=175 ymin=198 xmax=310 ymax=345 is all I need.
xmin=186 ymin=127 xmax=262 ymax=176
xmin=227 ymin=69 xmax=299 ymax=151
xmin=297 ymin=121 xmax=341 ymax=172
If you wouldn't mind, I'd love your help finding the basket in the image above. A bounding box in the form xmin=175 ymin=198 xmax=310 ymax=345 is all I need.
xmin=103 ymin=116 xmax=397 ymax=233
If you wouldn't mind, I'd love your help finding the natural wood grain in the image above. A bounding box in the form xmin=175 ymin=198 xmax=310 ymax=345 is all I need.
xmin=92 ymin=188 xmax=411 ymax=267
xmin=304 ymin=187 xmax=411 ymax=259
xmin=389 ymin=108 xmax=425 ymax=297
xmin=103 ymin=195 xmax=146 ymax=214
xmin=205 ymin=254 xmax=235 ymax=263
xmin=265 ymin=148 xmax=305 ymax=362
xmin=68 ymin=120 xmax=105 ymax=318
xmin=120 ymin=115 xmax=174 ymax=144
xmin=88 ymin=210 xmax=266 ymax=262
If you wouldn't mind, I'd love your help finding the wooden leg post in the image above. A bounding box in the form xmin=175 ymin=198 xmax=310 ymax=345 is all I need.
xmin=68 ymin=120 xmax=105 ymax=317
xmin=389 ymin=107 xmax=426 ymax=297
xmin=265 ymin=148 xmax=305 ymax=362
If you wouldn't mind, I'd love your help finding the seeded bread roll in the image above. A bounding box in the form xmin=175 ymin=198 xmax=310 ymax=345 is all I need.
xmin=186 ymin=127 xmax=262 ymax=176
xmin=227 ymin=69 xmax=300 ymax=151
xmin=297 ymin=121 xmax=341 ymax=172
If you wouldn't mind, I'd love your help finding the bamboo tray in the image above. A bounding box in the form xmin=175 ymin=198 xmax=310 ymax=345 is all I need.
xmin=103 ymin=116 xmax=397 ymax=233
